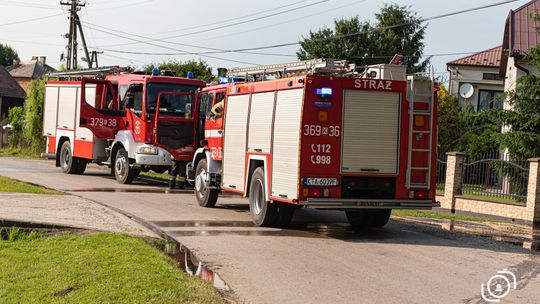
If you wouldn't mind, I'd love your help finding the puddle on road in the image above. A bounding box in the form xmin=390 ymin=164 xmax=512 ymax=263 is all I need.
xmin=153 ymin=238 xmax=230 ymax=292
xmin=68 ymin=188 xmax=194 ymax=194
xmin=399 ymin=217 xmax=540 ymax=251
xmin=154 ymin=220 xmax=392 ymax=240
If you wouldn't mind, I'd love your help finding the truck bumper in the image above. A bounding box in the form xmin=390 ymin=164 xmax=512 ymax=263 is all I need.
xmin=135 ymin=146 xmax=172 ymax=166
xmin=300 ymin=198 xmax=439 ymax=210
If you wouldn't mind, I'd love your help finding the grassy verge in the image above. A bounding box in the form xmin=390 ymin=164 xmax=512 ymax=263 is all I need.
xmin=0 ymin=175 xmax=62 ymax=195
xmin=139 ymin=171 xmax=170 ymax=182
xmin=0 ymin=232 xmax=223 ymax=304
xmin=0 ymin=147 xmax=41 ymax=158
xmin=392 ymin=209 xmax=496 ymax=223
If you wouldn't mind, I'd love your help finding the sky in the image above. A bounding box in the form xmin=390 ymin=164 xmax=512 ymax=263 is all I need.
xmin=0 ymin=0 xmax=530 ymax=79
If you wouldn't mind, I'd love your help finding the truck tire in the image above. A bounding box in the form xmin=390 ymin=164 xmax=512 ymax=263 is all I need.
xmin=195 ymin=158 xmax=219 ymax=207
xmin=59 ymin=141 xmax=85 ymax=175
xmin=345 ymin=209 xmax=391 ymax=228
xmin=114 ymin=147 xmax=139 ymax=184
xmin=249 ymin=167 xmax=278 ymax=227
xmin=73 ymin=159 xmax=87 ymax=175
xmin=275 ymin=203 xmax=295 ymax=227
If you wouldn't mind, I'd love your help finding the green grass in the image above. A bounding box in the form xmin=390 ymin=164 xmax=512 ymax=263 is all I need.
xmin=140 ymin=171 xmax=171 ymax=182
xmin=0 ymin=147 xmax=41 ymax=158
xmin=392 ymin=209 xmax=496 ymax=223
xmin=0 ymin=175 xmax=62 ymax=195
xmin=0 ymin=232 xmax=223 ymax=304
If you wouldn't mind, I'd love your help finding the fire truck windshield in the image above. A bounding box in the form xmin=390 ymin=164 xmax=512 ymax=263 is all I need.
xmin=146 ymin=83 xmax=199 ymax=116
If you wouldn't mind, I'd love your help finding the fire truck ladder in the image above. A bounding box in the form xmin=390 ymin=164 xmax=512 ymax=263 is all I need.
xmin=227 ymin=58 xmax=356 ymax=81
xmin=47 ymin=66 xmax=131 ymax=79
xmin=406 ymin=75 xmax=435 ymax=190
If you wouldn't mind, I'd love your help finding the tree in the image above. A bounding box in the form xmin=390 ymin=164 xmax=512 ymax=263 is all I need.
xmin=437 ymin=86 xmax=502 ymax=156
xmin=144 ymin=59 xmax=215 ymax=82
xmin=297 ymin=4 xmax=428 ymax=73
xmin=0 ymin=43 xmax=19 ymax=66
xmin=499 ymin=48 xmax=540 ymax=159
xmin=23 ymin=78 xmax=46 ymax=151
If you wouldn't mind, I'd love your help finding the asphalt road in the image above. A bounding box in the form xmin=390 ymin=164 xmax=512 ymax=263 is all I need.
xmin=1 ymin=157 xmax=540 ymax=304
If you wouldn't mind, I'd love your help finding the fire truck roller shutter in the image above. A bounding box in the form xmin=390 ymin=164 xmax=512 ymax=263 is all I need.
xmin=271 ymin=88 xmax=304 ymax=200
xmin=248 ymin=91 xmax=275 ymax=153
xmin=57 ymin=86 xmax=78 ymax=130
xmin=43 ymin=85 xmax=59 ymax=137
xmin=222 ymin=94 xmax=250 ymax=192
xmin=341 ymin=90 xmax=401 ymax=174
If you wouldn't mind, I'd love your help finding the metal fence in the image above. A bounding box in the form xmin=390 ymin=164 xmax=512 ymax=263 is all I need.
xmin=461 ymin=151 xmax=529 ymax=203
xmin=436 ymin=158 xmax=447 ymax=194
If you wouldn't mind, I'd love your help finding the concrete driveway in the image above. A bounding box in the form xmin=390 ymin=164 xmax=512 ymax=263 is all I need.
xmin=1 ymin=157 xmax=539 ymax=304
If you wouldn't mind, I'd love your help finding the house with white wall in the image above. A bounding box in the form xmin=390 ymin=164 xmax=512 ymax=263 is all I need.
xmin=447 ymin=46 xmax=505 ymax=111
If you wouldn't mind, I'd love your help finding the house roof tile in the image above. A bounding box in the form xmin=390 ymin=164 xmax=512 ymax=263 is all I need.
xmin=447 ymin=46 xmax=502 ymax=68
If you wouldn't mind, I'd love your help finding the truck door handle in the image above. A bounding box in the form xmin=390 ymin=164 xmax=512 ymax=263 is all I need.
xmin=80 ymin=118 xmax=87 ymax=125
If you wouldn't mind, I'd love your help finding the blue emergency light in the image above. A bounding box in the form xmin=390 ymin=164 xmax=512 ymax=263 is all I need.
xmin=218 ymin=76 xmax=230 ymax=84
xmin=186 ymin=71 xmax=194 ymax=79
xmin=316 ymin=87 xmax=333 ymax=98
xmin=151 ymin=68 xmax=159 ymax=76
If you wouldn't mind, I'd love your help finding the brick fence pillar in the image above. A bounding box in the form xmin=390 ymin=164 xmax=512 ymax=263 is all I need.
xmin=526 ymin=158 xmax=540 ymax=224
xmin=441 ymin=152 xmax=466 ymax=212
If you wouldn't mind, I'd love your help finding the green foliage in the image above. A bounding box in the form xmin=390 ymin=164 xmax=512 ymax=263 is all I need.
xmin=500 ymin=49 xmax=540 ymax=158
xmin=7 ymin=106 xmax=23 ymax=147
xmin=0 ymin=227 xmax=41 ymax=241
xmin=0 ymin=43 xmax=19 ymax=66
xmin=437 ymin=86 xmax=502 ymax=156
xmin=0 ymin=175 xmax=62 ymax=194
xmin=0 ymin=233 xmax=224 ymax=303
xmin=144 ymin=59 xmax=215 ymax=82
xmin=23 ymin=78 xmax=46 ymax=151
xmin=297 ymin=4 xmax=428 ymax=73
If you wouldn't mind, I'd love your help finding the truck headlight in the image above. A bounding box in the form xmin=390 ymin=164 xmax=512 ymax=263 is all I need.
xmin=137 ymin=146 xmax=158 ymax=155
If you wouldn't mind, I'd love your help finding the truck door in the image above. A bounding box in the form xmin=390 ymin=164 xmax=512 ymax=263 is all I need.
xmin=205 ymin=90 xmax=225 ymax=160
xmin=121 ymin=83 xmax=147 ymax=142
xmin=153 ymin=91 xmax=196 ymax=159
xmin=80 ymin=79 xmax=126 ymax=139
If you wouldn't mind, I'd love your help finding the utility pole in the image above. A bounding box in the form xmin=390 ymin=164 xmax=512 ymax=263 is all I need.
xmin=61 ymin=0 xmax=96 ymax=70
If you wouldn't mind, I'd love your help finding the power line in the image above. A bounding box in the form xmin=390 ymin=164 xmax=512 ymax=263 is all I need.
xmin=82 ymin=23 xmax=259 ymax=65
xmin=193 ymin=0 xmax=522 ymax=54
xmin=190 ymin=0 xmax=369 ymax=44
xmin=98 ymin=0 xmax=331 ymax=48
xmin=143 ymin=0 xmax=313 ymax=36
xmin=82 ymin=21 xmax=295 ymax=57
xmin=0 ymin=13 xmax=64 ymax=27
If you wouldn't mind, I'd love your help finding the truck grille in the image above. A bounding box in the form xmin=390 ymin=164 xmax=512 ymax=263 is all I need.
xmin=341 ymin=177 xmax=396 ymax=199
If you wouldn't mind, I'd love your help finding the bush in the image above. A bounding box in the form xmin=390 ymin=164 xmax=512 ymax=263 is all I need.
xmin=23 ymin=78 xmax=46 ymax=152
xmin=7 ymin=106 xmax=23 ymax=147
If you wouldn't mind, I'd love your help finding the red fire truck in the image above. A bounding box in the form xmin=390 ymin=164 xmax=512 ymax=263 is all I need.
xmin=187 ymin=59 xmax=438 ymax=227
xmin=43 ymin=67 xmax=207 ymax=184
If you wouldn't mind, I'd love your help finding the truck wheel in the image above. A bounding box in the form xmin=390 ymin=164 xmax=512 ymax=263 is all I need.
xmin=114 ymin=147 xmax=139 ymax=184
xmin=345 ymin=209 xmax=391 ymax=228
xmin=59 ymin=141 xmax=84 ymax=175
xmin=73 ymin=159 xmax=87 ymax=175
xmin=195 ymin=158 xmax=219 ymax=207
xmin=369 ymin=209 xmax=391 ymax=227
xmin=275 ymin=203 xmax=295 ymax=227
xmin=249 ymin=167 xmax=278 ymax=227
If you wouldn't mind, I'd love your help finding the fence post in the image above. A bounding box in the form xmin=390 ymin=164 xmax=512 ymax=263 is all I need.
xmin=526 ymin=158 xmax=540 ymax=224
xmin=442 ymin=152 xmax=466 ymax=212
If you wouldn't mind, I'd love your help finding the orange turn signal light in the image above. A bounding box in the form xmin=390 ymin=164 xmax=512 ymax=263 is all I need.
xmin=318 ymin=111 xmax=328 ymax=123
xmin=414 ymin=115 xmax=425 ymax=127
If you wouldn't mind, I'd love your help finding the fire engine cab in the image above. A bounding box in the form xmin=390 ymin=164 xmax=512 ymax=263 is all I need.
xmin=187 ymin=59 xmax=438 ymax=227
xmin=43 ymin=67 xmax=206 ymax=184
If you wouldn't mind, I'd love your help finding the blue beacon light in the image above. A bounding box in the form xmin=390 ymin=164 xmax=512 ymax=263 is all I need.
xmin=316 ymin=87 xmax=333 ymax=98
